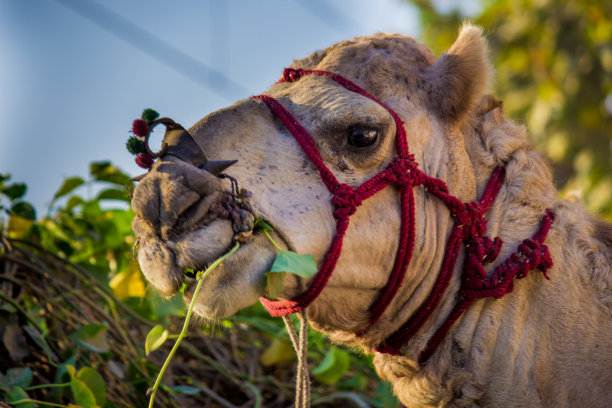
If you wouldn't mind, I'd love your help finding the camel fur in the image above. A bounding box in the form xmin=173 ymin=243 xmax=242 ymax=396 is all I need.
xmin=130 ymin=25 xmax=612 ymax=407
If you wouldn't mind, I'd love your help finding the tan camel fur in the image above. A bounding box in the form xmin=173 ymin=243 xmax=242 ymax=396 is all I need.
xmin=130 ymin=26 xmax=612 ymax=407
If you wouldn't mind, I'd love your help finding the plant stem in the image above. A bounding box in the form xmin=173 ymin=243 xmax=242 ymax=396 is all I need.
xmin=25 ymin=382 xmax=70 ymax=391
xmin=148 ymin=242 xmax=240 ymax=408
xmin=10 ymin=400 xmax=68 ymax=407
xmin=263 ymin=230 xmax=282 ymax=252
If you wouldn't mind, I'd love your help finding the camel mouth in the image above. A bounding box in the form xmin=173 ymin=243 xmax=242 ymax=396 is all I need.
xmin=135 ymin=191 xmax=285 ymax=319
xmin=177 ymin=220 xmax=284 ymax=320
xmin=130 ymin=159 xmax=289 ymax=318
xmin=179 ymin=216 xmax=285 ymax=285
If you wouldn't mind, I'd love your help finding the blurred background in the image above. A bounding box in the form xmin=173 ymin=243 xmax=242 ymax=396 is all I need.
xmin=1 ymin=0 xmax=611 ymax=218
xmin=0 ymin=1 xmax=611 ymax=407
xmin=1 ymin=0 xmax=419 ymax=213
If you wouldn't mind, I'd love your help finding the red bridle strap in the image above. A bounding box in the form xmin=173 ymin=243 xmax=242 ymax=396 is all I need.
xmin=255 ymin=68 xmax=421 ymax=321
xmin=414 ymin=209 xmax=554 ymax=363
xmin=252 ymin=67 xmax=554 ymax=364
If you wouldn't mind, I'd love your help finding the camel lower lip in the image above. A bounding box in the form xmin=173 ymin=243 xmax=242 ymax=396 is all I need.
xmin=178 ymin=223 xmax=273 ymax=288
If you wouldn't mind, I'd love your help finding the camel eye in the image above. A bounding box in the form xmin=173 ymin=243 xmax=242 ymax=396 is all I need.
xmin=347 ymin=125 xmax=379 ymax=149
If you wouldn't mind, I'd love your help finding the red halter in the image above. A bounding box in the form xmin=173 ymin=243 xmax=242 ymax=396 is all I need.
xmin=252 ymin=68 xmax=554 ymax=364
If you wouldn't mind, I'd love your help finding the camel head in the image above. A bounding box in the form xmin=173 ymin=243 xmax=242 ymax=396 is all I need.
xmin=130 ymin=23 xmax=612 ymax=407
xmin=131 ymin=25 xmax=496 ymax=346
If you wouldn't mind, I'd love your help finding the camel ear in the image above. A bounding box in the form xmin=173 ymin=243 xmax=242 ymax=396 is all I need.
xmin=425 ymin=24 xmax=491 ymax=123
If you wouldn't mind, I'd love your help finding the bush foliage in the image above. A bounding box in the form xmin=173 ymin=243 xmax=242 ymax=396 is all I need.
xmin=409 ymin=0 xmax=612 ymax=218
xmin=0 ymin=163 xmax=396 ymax=407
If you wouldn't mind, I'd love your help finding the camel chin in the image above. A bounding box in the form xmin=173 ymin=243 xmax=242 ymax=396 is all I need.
xmin=186 ymin=231 xmax=278 ymax=320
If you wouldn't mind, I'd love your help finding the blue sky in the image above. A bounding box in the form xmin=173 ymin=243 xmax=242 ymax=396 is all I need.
xmin=1 ymin=0 xmax=426 ymax=212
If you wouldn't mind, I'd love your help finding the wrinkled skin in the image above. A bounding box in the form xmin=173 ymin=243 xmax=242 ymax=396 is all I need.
xmin=131 ymin=26 xmax=612 ymax=407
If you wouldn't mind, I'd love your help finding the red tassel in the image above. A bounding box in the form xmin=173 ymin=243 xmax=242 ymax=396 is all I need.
xmin=132 ymin=119 xmax=148 ymax=137
xmin=135 ymin=153 xmax=154 ymax=169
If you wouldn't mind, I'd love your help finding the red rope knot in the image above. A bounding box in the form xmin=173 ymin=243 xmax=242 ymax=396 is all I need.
xmin=281 ymin=68 xmax=305 ymax=83
xmin=465 ymin=234 xmax=503 ymax=270
xmin=385 ymin=155 xmax=422 ymax=187
xmin=478 ymin=236 xmax=502 ymax=263
xmin=462 ymin=236 xmax=503 ymax=290
xmin=453 ymin=202 xmax=484 ymax=233
xmin=463 ymin=235 xmax=554 ymax=301
xmin=515 ymin=238 xmax=553 ymax=279
xmin=331 ymin=183 xmax=361 ymax=219
xmin=456 ymin=200 xmax=504 ymax=291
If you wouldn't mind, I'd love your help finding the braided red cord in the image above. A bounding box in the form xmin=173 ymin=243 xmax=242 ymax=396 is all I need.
xmin=376 ymin=168 xmax=506 ymax=354
xmin=252 ymin=68 xmax=554 ymax=364
xmin=417 ymin=209 xmax=555 ymax=363
xmin=254 ymin=68 xmax=419 ymax=318
xmin=260 ymin=217 xmax=350 ymax=315
xmin=252 ymin=94 xmax=339 ymax=193
xmin=278 ymin=68 xmax=410 ymax=157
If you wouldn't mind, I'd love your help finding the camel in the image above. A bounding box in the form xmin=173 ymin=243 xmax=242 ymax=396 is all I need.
xmin=130 ymin=25 xmax=612 ymax=407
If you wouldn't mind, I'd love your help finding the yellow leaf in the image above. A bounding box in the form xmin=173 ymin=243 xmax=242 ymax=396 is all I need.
xmin=7 ymin=215 xmax=33 ymax=238
xmin=260 ymin=338 xmax=295 ymax=366
xmin=109 ymin=261 xmax=146 ymax=299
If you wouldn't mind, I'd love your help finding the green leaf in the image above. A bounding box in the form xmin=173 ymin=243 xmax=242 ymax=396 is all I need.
xmin=145 ymin=325 xmax=169 ymax=356
xmin=0 ymin=303 xmax=16 ymax=313
xmin=6 ymin=386 xmax=36 ymax=408
xmin=89 ymin=161 xmax=111 ymax=175
xmin=52 ymin=177 xmax=85 ymax=201
xmin=170 ymin=385 xmax=200 ymax=395
xmin=55 ymin=357 xmax=76 ymax=384
xmin=76 ymin=367 xmax=106 ymax=406
xmin=70 ymin=377 xmax=97 ymax=408
xmin=265 ymin=271 xmax=285 ymax=299
xmin=121 ymin=297 xmax=153 ymax=320
xmin=69 ymin=324 xmax=110 ymax=353
xmin=230 ymin=314 xmax=284 ymax=337
xmin=2 ymin=367 xmax=33 ymax=389
xmin=373 ymin=381 xmax=399 ymax=408
xmin=2 ymin=183 xmax=27 ymax=200
xmin=22 ymin=326 xmax=58 ymax=366
xmin=339 ymin=372 xmax=368 ymax=391
xmin=311 ymin=346 xmax=350 ymax=385
xmin=66 ymin=365 xmax=76 ymax=377
xmin=254 ymin=219 xmax=273 ymax=231
xmin=10 ymin=202 xmax=36 ymax=221
xmin=90 ymin=161 xmax=131 ymax=186
xmin=96 ymin=188 xmax=129 ymax=202
xmin=51 ymin=356 xmax=76 ymax=400
xmin=148 ymin=290 xmax=185 ymax=318
xmin=64 ymin=195 xmax=85 ymax=212
xmin=270 ymin=251 xmax=317 ymax=278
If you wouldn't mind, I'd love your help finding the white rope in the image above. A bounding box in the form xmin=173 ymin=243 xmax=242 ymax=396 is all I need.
xmin=282 ymin=310 xmax=310 ymax=408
